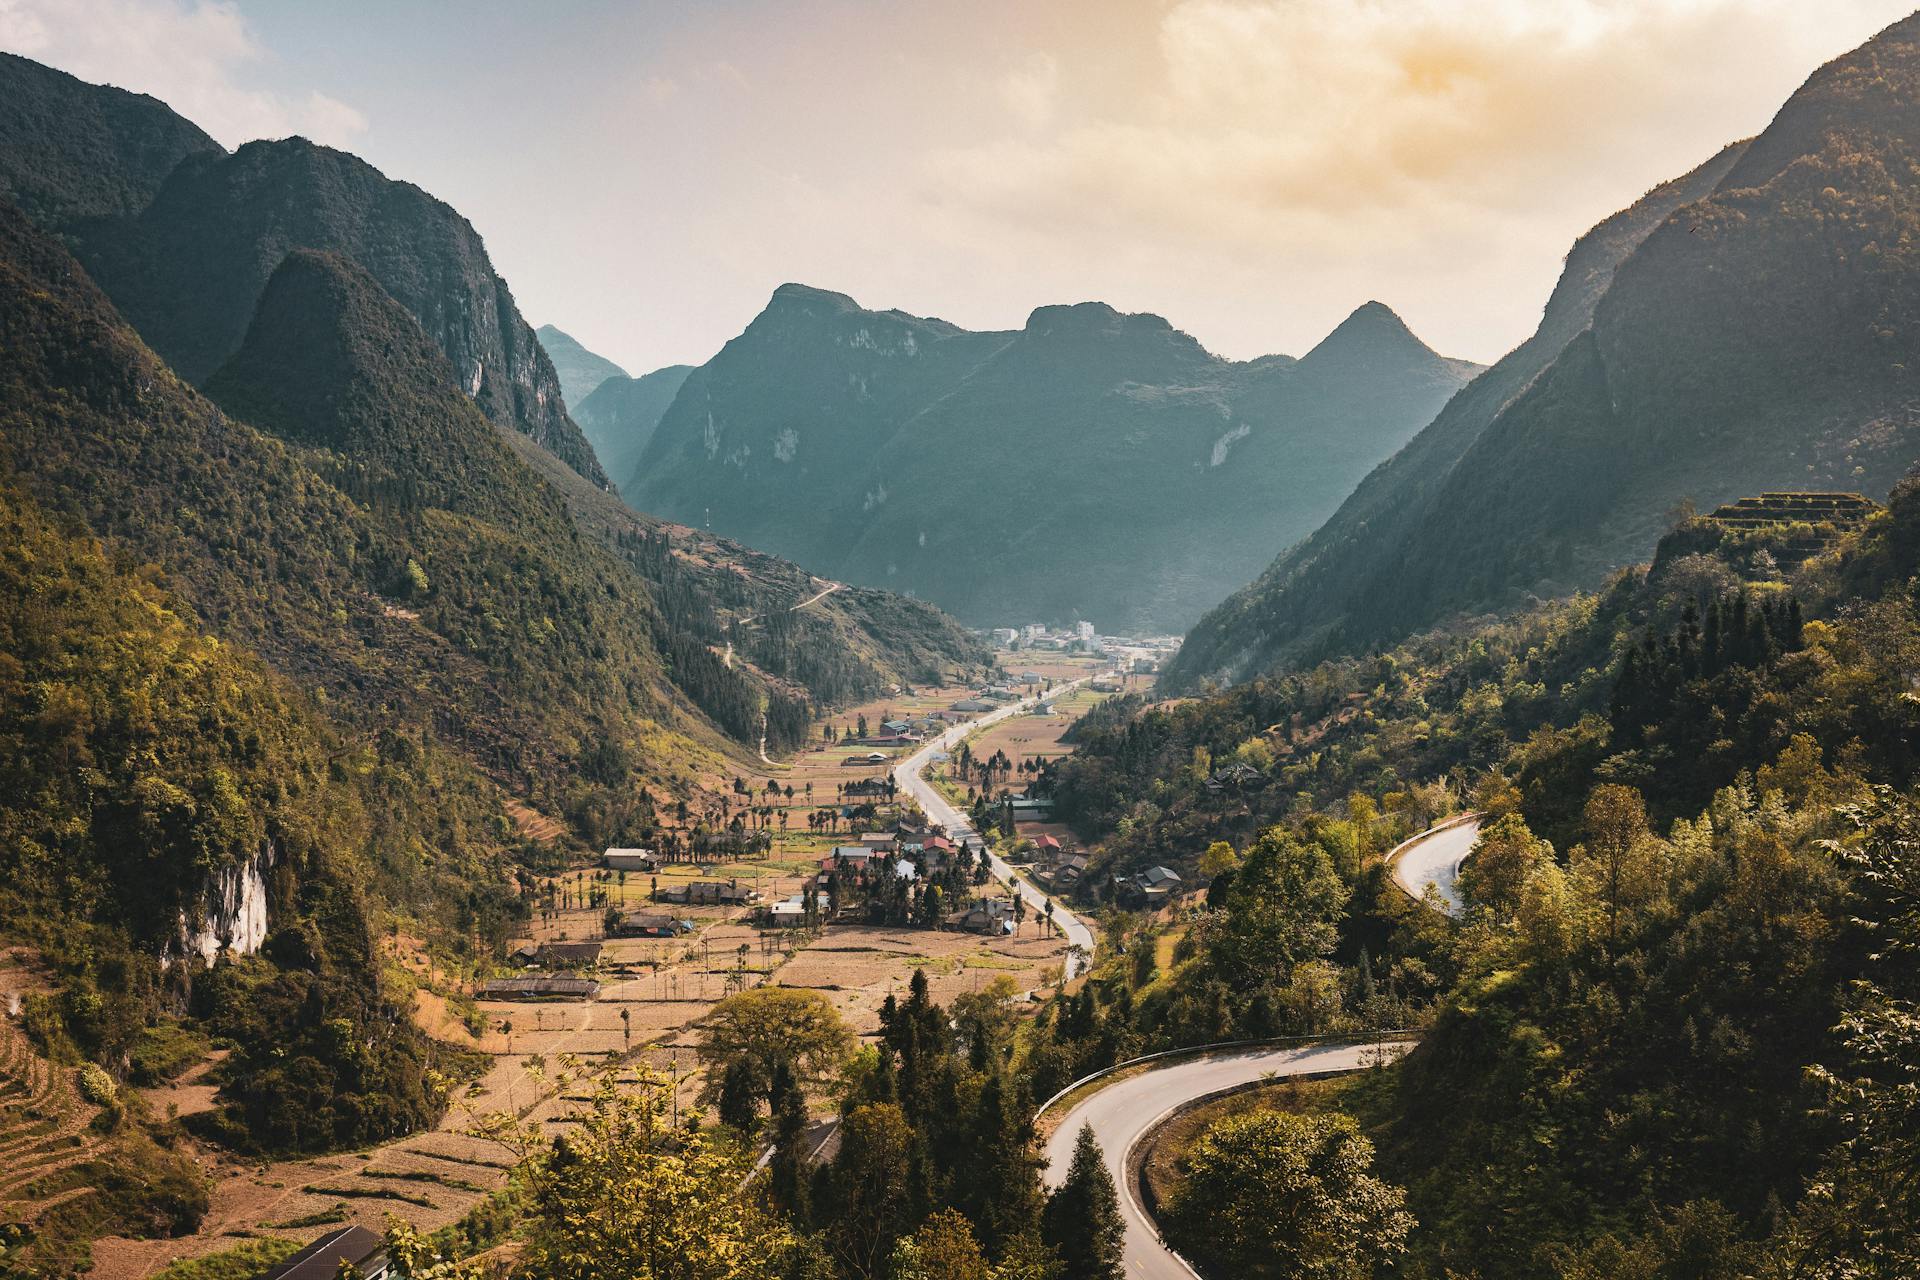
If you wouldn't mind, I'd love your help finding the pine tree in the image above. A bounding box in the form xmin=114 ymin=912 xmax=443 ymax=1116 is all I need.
xmin=769 ymin=1060 xmax=812 ymax=1226
xmin=1042 ymin=1125 xmax=1125 ymax=1280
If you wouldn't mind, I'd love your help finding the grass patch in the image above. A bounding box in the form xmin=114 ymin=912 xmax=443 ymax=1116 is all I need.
xmin=307 ymin=1183 xmax=435 ymax=1209
xmin=266 ymin=1205 xmax=348 ymax=1229
xmin=361 ymin=1167 xmax=484 ymax=1194
xmin=128 ymin=1022 xmax=212 ymax=1085
xmin=151 ymin=1236 xmax=299 ymax=1280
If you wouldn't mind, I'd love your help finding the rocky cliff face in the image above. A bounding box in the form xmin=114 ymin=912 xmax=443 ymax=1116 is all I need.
xmin=171 ymin=843 xmax=274 ymax=967
xmin=73 ymin=137 xmax=609 ymax=487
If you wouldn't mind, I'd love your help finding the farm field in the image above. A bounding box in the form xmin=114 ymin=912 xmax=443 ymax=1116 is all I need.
xmin=83 ymin=669 xmax=1080 ymax=1278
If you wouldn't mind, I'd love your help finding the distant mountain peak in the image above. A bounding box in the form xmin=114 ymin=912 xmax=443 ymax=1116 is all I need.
xmin=1299 ymin=301 xmax=1439 ymax=372
xmin=1023 ymin=300 xmax=1177 ymax=337
xmin=767 ymin=282 xmax=862 ymax=312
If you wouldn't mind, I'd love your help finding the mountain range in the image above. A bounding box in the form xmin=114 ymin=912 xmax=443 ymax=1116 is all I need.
xmin=1170 ymin=14 xmax=1920 ymax=684
xmin=628 ymin=286 xmax=1480 ymax=631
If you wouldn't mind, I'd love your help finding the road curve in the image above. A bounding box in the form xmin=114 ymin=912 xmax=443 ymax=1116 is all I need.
xmin=893 ymin=678 xmax=1100 ymax=975
xmin=1387 ymin=813 xmax=1482 ymax=913
xmin=1041 ymin=1040 xmax=1415 ymax=1279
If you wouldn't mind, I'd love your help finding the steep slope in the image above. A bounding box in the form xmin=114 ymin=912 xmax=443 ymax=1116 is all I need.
xmin=575 ymin=361 xmax=694 ymax=491
xmin=632 ymin=286 xmax=1478 ymax=630
xmin=1170 ymin=141 xmax=1748 ymax=682
xmin=0 ymin=203 xmax=734 ymax=826
xmin=537 ymin=322 xmax=630 ymax=407
xmin=0 ymin=51 xmax=219 ymax=228
xmin=67 ymin=133 xmax=608 ymax=486
xmin=1174 ymin=15 xmax=1920 ymax=684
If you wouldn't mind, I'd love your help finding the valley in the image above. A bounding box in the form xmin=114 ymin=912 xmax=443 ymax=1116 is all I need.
xmin=6 ymin=9 xmax=1920 ymax=1280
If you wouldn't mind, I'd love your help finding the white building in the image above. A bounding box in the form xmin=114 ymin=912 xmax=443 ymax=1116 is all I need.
xmin=603 ymin=848 xmax=657 ymax=872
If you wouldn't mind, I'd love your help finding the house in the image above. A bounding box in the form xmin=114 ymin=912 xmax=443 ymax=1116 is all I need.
xmin=1206 ymin=763 xmax=1268 ymax=793
xmin=1008 ymin=796 xmax=1054 ymax=821
xmin=258 ymin=1226 xmax=389 ymax=1280
xmin=1118 ymin=865 xmax=1183 ymax=907
xmin=949 ymin=699 xmax=994 ymax=713
xmin=857 ymin=832 xmax=898 ymax=852
xmin=981 ymin=687 xmax=1018 ymax=702
xmin=614 ymin=912 xmax=687 ymax=938
xmin=1018 ymin=671 xmax=1045 ymax=685
xmin=1029 ymin=702 xmax=1056 ymax=716
xmin=478 ymin=975 xmax=600 ymax=1001
xmin=1090 ymin=679 xmax=1122 ymax=693
xmin=533 ymin=940 xmax=599 ymax=971
xmin=1032 ymin=834 xmax=1062 ymax=856
xmin=843 ymin=751 xmax=892 ymax=765
xmin=882 ymin=719 xmax=913 ymax=735
xmin=654 ymin=881 xmax=761 ymax=907
xmin=1055 ymin=854 xmax=1090 ymax=886
xmin=603 ymin=847 xmax=657 ymax=872
xmin=821 ymin=848 xmax=883 ymax=882
xmin=764 ymin=893 xmax=828 ymax=927
xmin=946 ymin=898 xmax=1016 ymax=935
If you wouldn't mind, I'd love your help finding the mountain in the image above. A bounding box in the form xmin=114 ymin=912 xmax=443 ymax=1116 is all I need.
xmin=1185 ymin=12 xmax=1920 ymax=687
xmin=0 ymin=58 xmax=608 ymax=488
xmin=1171 ymin=15 xmax=1920 ymax=684
xmin=575 ymin=361 xmax=694 ymax=490
xmin=537 ymin=322 xmax=629 ymax=406
xmin=1167 ymin=140 xmax=1750 ymax=682
xmin=630 ymin=284 xmax=1480 ymax=630
xmin=0 ymin=51 xmax=219 ymax=228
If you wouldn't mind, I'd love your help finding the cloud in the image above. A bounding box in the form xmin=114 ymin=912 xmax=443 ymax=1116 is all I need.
xmin=0 ymin=0 xmax=367 ymax=146
xmin=894 ymin=0 xmax=1914 ymax=356
xmin=998 ymin=51 xmax=1058 ymax=129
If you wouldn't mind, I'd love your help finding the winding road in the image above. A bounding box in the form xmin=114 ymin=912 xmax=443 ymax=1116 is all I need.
xmin=1041 ymin=1039 xmax=1416 ymax=1280
xmin=892 ymin=675 xmax=1485 ymax=1277
xmin=1387 ymin=812 xmax=1482 ymax=913
xmin=1037 ymin=813 xmax=1481 ymax=1277
xmin=893 ymin=677 xmax=1101 ymax=976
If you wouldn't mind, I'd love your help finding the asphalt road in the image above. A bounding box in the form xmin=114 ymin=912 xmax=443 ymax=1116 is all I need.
xmin=1040 ymin=1039 xmax=1415 ymax=1279
xmin=1387 ymin=814 xmax=1483 ymax=913
xmin=892 ymin=677 xmax=1100 ymax=975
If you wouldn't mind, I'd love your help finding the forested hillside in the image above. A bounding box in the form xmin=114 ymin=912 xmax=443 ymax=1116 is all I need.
xmin=0 ymin=52 xmax=219 ymax=229
xmin=632 ymin=284 xmax=1479 ymax=630
xmin=1027 ymin=464 xmax=1920 ymax=1274
xmin=1173 ymin=11 xmax=1920 ymax=685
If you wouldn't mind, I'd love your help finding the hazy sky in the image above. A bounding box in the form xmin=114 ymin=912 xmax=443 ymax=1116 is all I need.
xmin=3 ymin=0 xmax=1915 ymax=373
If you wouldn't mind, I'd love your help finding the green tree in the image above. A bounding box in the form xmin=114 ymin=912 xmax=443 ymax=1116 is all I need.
xmin=522 ymin=1078 xmax=792 ymax=1280
xmin=1204 ymin=828 xmax=1346 ymax=986
xmin=1041 ymin=1125 xmax=1123 ymax=1280
xmin=890 ymin=1209 xmax=991 ymax=1280
xmin=696 ymin=986 xmax=852 ymax=1119
xmin=826 ymin=1103 xmax=919 ymax=1280
xmin=1457 ymin=812 xmax=1554 ymax=917
xmin=1163 ymin=1110 xmax=1412 ymax=1279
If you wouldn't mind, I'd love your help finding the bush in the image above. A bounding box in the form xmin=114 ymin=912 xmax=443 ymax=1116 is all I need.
xmin=77 ymin=1063 xmax=118 ymax=1106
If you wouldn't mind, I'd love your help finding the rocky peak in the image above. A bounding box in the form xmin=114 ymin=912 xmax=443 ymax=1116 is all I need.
xmin=1298 ymin=301 xmax=1440 ymax=375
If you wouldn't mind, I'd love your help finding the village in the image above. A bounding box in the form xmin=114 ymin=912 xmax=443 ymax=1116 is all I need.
xmin=83 ymin=652 xmax=1174 ymax=1277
